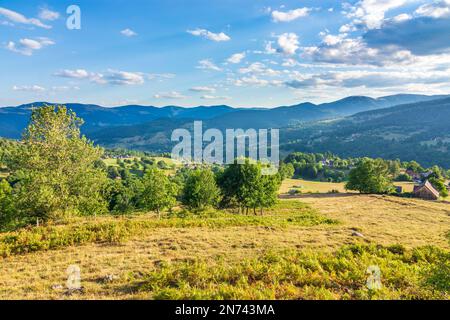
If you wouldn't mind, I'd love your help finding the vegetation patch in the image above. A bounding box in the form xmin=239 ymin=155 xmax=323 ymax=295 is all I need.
xmin=0 ymin=201 xmax=337 ymax=257
xmin=136 ymin=244 xmax=450 ymax=300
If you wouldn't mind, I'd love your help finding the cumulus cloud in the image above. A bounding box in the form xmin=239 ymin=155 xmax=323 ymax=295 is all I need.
xmin=415 ymin=0 xmax=450 ymax=18
xmin=277 ymin=33 xmax=299 ymax=55
xmin=154 ymin=91 xmax=186 ymax=99
xmin=12 ymin=85 xmax=46 ymax=92
xmin=38 ymin=8 xmax=60 ymax=21
xmin=6 ymin=37 xmax=55 ymax=56
xmin=120 ymin=28 xmax=137 ymax=37
xmin=303 ymin=34 xmax=417 ymax=67
xmin=54 ymin=69 xmax=145 ymax=85
xmin=271 ymin=7 xmax=311 ymax=22
xmin=197 ymin=59 xmax=222 ymax=71
xmin=189 ymin=86 xmax=216 ymax=93
xmin=227 ymin=52 xmax=246 ymax=64
xmin=345 ymin=0 xmax=407 ymax=30
xmin=187 ymin=28 xmax=231 ymax=41
xmin=0 ymin=7 xmax=51 ymax=28
xmin=100 ymin=70 xmax=145 ymax=85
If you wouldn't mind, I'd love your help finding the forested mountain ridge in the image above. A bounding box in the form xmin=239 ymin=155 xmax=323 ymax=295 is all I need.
xmin=2 ymin=94 xmax=450 ymax=167
xmin=1 ymin=94 xmax=447 ymax=139
xmin=281 ymin=97 xmax=450 ymax=167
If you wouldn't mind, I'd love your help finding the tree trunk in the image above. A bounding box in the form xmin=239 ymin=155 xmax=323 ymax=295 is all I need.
xmin=260 ymin=207 xmax=263 ymax=216
xmin=253 ymin=207 xmax=256 ymax=215
xmin=157 ymin=208 xmax=160 ymax=220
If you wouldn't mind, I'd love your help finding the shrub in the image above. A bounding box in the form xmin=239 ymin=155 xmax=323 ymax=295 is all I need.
xmin=137 ymin=244 xmax=450 ymax=300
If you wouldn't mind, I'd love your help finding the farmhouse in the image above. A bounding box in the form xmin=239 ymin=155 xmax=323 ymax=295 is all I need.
xmin=413 ymin=180 xmax=440 ymax=200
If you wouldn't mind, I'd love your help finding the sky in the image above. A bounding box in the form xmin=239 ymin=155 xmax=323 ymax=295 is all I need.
xmin=1 ymin=0 xmax=450 ymax=108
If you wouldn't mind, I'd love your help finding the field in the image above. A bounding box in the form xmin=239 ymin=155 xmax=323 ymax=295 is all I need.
xmin=280 ymin=179 xmax=418 ymax=194
xmin=0 ymin=193 xmax=449 ymax=300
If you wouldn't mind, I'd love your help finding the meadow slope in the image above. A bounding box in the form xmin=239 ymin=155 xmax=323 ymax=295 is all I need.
xmin=0 ymin=196 xmax=449 ymax=300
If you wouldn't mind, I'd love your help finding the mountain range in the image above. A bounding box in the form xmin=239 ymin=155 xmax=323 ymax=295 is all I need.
xmin=1 ymin=93 xmax=450 ymax=167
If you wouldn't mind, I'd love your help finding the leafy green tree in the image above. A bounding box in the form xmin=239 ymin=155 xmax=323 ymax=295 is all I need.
xmin=0 ymin=179 xmax=15 ymax=230
xmin=427 ymin=166 xmax=448 ymax=197
xmin=217 ymin=160 xmax=281 ymax=214
xmin=345 ymin=158 xmax=394 ymax=194
xmin=105 ymin=176 xmax=143 ymax=213
xmin=10 ymin=105 xmax=108 ymax=222
xmin=140 ymin=168 xmax=177 ymax=218
xmin=182 ymin=169 xmax=220 ymax=210
xmin=279 ymin=163 xmax=295 ymax=180
xmin=406 ymin=161 xmax=423 ymax=173
xmin=107 ymin=166 xmax=121 ymax=179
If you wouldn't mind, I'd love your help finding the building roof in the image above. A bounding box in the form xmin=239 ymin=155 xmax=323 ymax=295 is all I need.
xmin=414 ymin=180 xmax=440 ymax=199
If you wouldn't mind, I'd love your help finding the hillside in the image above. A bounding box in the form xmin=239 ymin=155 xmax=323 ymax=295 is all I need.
xmin=1 ymin=195 xmax=448 ymax=299
xmin=2 ymin=94 xmax=450 ymax=167
xmin=281 ymin=97 xmax=450 ymax=167
xmin=0 ymin=94 xmax=446 ymax=139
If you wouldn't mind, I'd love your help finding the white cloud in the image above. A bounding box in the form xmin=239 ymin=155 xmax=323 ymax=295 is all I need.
xmin=0 ymin=7 xmax=51 ymax=29
xmin=154 ymin=91 xmax=186 ymax=99
xmin=284 ymin=68 xmax=450 ymax=91
xmin=101 ymin=70 xmax=145 ymax=85
xmin=190 ymin=86 xmax=216 ymax=93
xmin=200 ymin=95 xmax=231 ymax=100
xmin=238 ymin=62 xmax=281 ymax=76
xmin=346 ymin=0 xmax=407 ymax=30
xmin=12 ymin=85 xmax=46 ymax=92
xmin=264 ymin=41 xmax=277 ymax=54
xmin=415 ymin=0 xmax=450 ymax=18
xmin=232 ymin=76 xmax=282 ymax=87
xmin=51 ymin=86 xmax=80 ymax=91
xmin=227 ymin=52 xmax=246 ymax=64
xmin=54 ymin=69 xmax=91 ymax=79
xmin=303 ymin=36 xmax=416 ymax=66
xmin=197 ymin=59 xmax=222 ymax=71
xmin=392 ymin=13 xmax=412 ymax=22
xmin=339 ymin=23 xmax=357 ymax=33
xmin=6 ymin=37 xmax=54 ymax=56
xmin=271 ymin=7 xmax=311 ymax=22
xmin=120 ymin=28 xmax=137 ymax=37
xmin=187 ymin=28 xmax=231 ymax=42
xmin=54 ymin=69 xmax=145 ymax=85
xmin=38 ymin=8 xmax=60 ymax=21
xmin=277 ymin=33 xmax=299 ymax=55
xmin=147 ymin=73 xmax=176 ymax=81
xmin=282 ymin=58 xmax=300 ymax=67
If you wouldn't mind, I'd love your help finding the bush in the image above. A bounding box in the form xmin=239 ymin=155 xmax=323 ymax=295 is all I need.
xmin=137 ymin=244 xmax=450 ymax=300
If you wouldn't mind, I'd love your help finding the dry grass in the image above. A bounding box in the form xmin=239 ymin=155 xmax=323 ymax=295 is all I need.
xmin=0 ymin=195 xmax=449 ymax=299
xmin=280 ymin=179 xmax=417 ymax=194
xmin=280 ymin=179 xmax=351 ymax=194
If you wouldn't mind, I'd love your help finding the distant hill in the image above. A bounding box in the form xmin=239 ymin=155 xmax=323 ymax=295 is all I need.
xmin=281 ymin=97 xmax=450 ymax=167
xmin=2 ymin=94 xmax=450 ymax=167
xmin=1 ymin=94 xmax=446 ymax=139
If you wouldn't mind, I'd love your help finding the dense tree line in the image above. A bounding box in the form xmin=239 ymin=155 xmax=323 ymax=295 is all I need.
xmin=0 ymin=106 xmax=283 ymax=231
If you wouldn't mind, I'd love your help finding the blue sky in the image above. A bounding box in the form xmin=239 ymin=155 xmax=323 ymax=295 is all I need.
xmin=1 ymin=0 xmax=450 ymax=107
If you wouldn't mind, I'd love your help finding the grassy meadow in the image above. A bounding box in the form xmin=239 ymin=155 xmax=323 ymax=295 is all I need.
xmin=0 ymin=193 xmax=449 ymax=300
xmin=280 ymin=178 xmax=417 ymax=194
